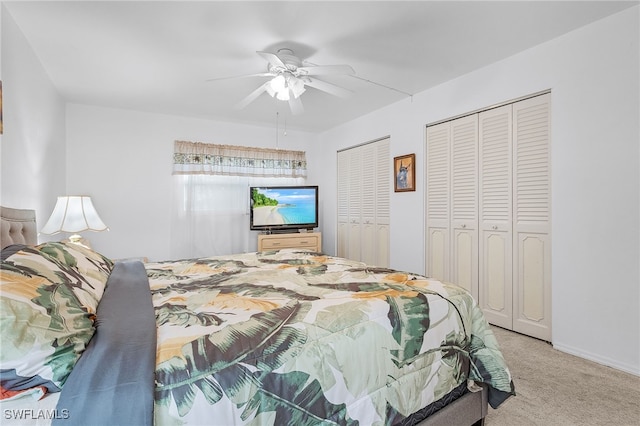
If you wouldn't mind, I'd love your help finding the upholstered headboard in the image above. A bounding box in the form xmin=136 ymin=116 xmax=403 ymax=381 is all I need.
xmin=1 ymin=206 xmax=37 ymax=249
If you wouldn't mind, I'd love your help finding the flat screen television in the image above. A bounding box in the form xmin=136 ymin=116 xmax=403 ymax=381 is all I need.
xmin=250 ymin=186 xmax=319 ymax=232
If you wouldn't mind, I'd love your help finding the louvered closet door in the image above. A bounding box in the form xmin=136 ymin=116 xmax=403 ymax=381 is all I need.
xmin=360 ymin=143 xmax=377 ymax=265
xmin=426 ymin=123 xmax=450 ymax=282
xmin=512 ymin=94 xmax=551 ymax=341
xmin=479 ymin=104 xmax=513 ymax=329
xmin=375 ymin=139 xmax=390 ymax=267
xmin=348 ymin=150 xmax=362 ymax=261
xmin=337 ymin=139 xmax=390 ymax=265
xmin=451 ymin=115 xmax=479 ymax=299
xmin=337 ymin=151 xmax=349 ymax=258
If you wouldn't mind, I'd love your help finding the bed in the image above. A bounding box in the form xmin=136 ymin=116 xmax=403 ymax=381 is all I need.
xmin=0 ymin=206 xmax=514 ymax=425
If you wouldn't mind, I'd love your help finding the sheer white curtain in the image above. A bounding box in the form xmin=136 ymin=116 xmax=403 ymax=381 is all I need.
xmin=170 ymin=141 xmax=306 ymax=259
xmin=171 ymin=175 xmax=305 ymax=259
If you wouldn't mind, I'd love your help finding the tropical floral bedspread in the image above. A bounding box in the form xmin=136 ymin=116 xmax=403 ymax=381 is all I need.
xmin=145 ymin=249 xmax=514 ymax=425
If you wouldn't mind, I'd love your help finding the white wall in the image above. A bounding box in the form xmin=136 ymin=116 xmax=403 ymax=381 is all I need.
xmin=65 ymin=104 xmax=317 ymax=261
xmin=318 ymin=7 xmax=639 ymax=375
xmin=0 ymin=5 xmax=66 ymax=225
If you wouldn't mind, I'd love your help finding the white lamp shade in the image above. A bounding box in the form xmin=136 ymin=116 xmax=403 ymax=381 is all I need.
xmin=269 ymin=75 xmax=286 ymax=92
xmin=276 ymin=89 xmax=290 ymax=101
xmin=40 ymin=196 xmax=108 ymax=235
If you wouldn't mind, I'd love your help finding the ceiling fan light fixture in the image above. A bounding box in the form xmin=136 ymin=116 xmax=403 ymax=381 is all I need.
xmin=267 ymin=74 xmax=305 ymax=101
xmin=269 ymin=75 xmax=286 ymax=93
xmin=266 ymin=75 xmax=291 ymax=100
xmin=227 ymin=48 xmax=354 ymax=113
xmin=276 ymin=89 xmax=290 ymax=101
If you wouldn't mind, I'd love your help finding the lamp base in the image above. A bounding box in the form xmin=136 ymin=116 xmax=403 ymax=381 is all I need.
xmin=64 ymin=234 xmax=92 ymax=249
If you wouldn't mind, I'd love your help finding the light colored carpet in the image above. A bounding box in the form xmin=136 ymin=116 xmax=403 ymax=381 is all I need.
xmin=484 ymin=326 xmax=640 ymax=426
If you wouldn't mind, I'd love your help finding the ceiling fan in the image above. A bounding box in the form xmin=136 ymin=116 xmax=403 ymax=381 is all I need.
xmin=208 ymin=48 xmax=355 ymax=115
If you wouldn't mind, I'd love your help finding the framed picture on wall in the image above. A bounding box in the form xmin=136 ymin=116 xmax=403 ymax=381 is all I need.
xmin=394 ymin=153 xmax=415 ymax=192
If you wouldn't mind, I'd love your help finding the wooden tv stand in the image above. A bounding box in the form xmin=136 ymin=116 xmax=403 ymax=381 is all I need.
xmin=258 ymin=232 xmax=322 ymax=252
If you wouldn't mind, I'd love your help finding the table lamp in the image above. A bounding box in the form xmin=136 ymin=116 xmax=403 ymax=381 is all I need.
xmin=40 ymin=195 xmax=108 ymax=248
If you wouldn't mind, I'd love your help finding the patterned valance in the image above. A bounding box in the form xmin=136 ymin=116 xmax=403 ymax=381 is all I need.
xmin=172 ymin=141 xmax=307 ymax=178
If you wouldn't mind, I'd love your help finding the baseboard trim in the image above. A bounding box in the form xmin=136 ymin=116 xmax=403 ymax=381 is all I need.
xmin=552 ymin=342 xmax=640 ymax=377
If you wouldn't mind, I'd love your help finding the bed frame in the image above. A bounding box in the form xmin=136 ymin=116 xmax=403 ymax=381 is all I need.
xmin=0 ymin=205 xmax=488 ymax=426
xmin=417 ymin=385 xmax=487 ymax=426
xmin=1 ymin=206 xmax=37 ymax=248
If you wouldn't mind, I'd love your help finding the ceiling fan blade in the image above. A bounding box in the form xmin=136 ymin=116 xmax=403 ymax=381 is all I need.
xmin=234 ymin=81 xmax=270 ymax=110
xmin=206 ymin=72 xmax=273 ymax=82
xmin=297 ymin=64 xmax=355 ymax=76
xmin=288 ymin=91 xmax=304 ymax=115
xmin=304 ymin=77 xmax=353 ymax=98
xmin=257 ymin=51 xmax=287 ymax=69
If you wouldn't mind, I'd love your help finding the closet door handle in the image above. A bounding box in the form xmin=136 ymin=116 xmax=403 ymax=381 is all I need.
xmin=461 ymin=224 xmax=467 ymax=229
xmin=491 ymin=225 xmax=498 ymax=230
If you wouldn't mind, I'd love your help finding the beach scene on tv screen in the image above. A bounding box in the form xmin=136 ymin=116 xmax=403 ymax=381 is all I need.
xmin=252 ymin=188 xmax=316 ymax=226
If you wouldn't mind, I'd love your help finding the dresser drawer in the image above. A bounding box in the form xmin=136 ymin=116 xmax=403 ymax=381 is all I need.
xmin=258 ymin=233 xmax=322 ymax=252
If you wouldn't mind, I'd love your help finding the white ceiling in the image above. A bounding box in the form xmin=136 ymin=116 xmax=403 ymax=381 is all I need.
xmin=4 ymin=1 xmax=636 ymax=132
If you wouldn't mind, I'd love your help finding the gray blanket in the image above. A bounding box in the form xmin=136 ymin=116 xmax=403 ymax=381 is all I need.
xmin=53 ymin=260 xmax=156 ymax=426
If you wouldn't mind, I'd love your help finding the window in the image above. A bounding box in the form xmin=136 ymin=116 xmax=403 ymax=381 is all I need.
xmin=170 ymin=141 xmax=307 ymax=258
